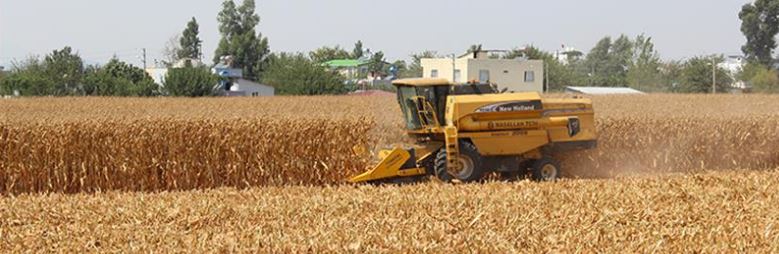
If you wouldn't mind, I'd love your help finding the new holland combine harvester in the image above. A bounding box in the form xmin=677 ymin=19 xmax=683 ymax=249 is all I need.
xmin=349 ymin=78 xmax=598 ymax=183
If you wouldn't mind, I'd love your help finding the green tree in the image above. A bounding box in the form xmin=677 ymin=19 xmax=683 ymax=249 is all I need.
xmin=1 ymin=57 xmax=54 ymax=96
xmin=44 ymin=46 xmax=84 ymax=95
xmin=214 ymin=0 xmax=270 ymax=80
xmin=677 ymin=56 xmax=732 ymax=93
xmin=368 ymin=51 xmax=386 ymax=73
xmin=610 ymin=35 xmax=634 ymax=75
xmin=352 ymin=40 xmax=364 ymax=59
xmin=658 ymin=61 xmax=684 ymax=91
xmin=163 ymin=66 xmax=219 ymax=96
xmin=83 ymin=58 xmax=158 ymax=96
xmin=177 ymin=17 xmax=202 ymax=60
xmin=627 ymin=34 xmax=662 ymax=91
xmin=583 ymin=37 xmax=612 ymax=86
xmin=582 ymin=35 xmax=635 ymax=87
xmin=467 ymin=44 xmax=483 ymax=53
xmin=309 ymin=46 xmax=351 ymax=63
xmin=744 ymin=64 xmax=779 ymax=92
xmin=739 ymin=0 xmax=779 ymax=65
xmin=262 ymin=53 xmax=347 ymax=95
xmin=0 ymin=57 xmax=50 ymax=96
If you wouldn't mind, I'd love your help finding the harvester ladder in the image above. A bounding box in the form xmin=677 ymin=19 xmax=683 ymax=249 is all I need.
xmin=444 ymin=126 xmax=460 ymax=172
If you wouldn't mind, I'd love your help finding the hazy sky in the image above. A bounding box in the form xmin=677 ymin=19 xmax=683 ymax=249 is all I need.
xmin=0 ymin=0 xmax=753 ymax=68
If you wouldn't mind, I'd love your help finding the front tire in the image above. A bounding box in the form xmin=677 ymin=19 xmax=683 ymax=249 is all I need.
xmin=434 ymin=141 xmax=486 ymax=182
xmin=531 ymin=157 xmax=561 ymax=182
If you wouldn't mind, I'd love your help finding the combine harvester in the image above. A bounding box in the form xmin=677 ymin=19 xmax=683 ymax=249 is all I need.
xmin=349 ymin=78 xmax=598 ymax=183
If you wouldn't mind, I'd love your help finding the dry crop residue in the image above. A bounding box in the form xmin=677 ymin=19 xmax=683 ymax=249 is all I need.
xmin=2 ymin=170 xmax=778 ymax=252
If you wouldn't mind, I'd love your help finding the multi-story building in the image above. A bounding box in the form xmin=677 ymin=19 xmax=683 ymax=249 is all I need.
xmin=421 ymin=51 xmax=544 ymax=93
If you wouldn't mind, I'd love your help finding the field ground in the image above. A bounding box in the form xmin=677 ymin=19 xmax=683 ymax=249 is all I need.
xmin=2 ymin=170 xmax=778 ymax=252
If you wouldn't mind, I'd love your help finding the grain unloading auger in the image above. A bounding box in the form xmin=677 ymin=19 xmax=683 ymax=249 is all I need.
xmin=348 ymin=78 xmax=598 ymax=184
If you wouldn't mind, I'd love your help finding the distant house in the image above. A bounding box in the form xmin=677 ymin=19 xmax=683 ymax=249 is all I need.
xmin=323 ymin=59 xmax=370 ymax=80
xmin=421 ymin=50 xmax=544 ymax=93
xmin=213 ymin=58 xmax=274 ymax=96
xmin=565 ymin=86 xmax=645 ymax=95
xmin=145 ymin=56 xmax=275 ymax=96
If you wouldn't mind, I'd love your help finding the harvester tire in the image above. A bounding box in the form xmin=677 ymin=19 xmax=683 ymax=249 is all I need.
xmin=434 ymin=141 xmax=485 ymax=182
xmin=531 ymin=157 xmax=561 ymax=182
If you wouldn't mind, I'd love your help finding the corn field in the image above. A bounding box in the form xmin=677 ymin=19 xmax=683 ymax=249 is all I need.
xmin=2 ymin=170 xmax=778 ymax=252
xmin=2 ymin=94 xmax=779 ymax=194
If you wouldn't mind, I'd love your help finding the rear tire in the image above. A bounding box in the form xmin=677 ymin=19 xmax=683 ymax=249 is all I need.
xmin=434 ymin=141 xmax=486 ymax=182
xmin=531 ymin=157 xmax=561 ymax=182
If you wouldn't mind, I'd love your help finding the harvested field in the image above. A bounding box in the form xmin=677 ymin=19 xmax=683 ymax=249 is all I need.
xmin=2 ymin=170 xmax=778 ymax=252
xmin=2 ymin=94 xmax=779 ymax=193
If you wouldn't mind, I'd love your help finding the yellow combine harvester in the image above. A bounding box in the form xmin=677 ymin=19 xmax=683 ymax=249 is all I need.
xmin=349 ymin=78 xmax=598 ymax=183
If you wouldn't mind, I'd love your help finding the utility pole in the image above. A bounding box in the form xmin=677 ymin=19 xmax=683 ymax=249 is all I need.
xmin=712 ymin=58 xmax=717 ymax=94
xmin=451 ymin=54 xmax=456 ymax=83
xmin=544 ymin=60 xmax=549 ymax=93
xmin=141 ymin=48 xmax=147 ymax=69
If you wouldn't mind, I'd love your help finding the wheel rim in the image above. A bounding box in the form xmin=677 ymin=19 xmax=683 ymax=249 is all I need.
xmin=540 ymin=164 xmax=558 ymax=180
xmin=449 ymin=155 xmax=475 ymax=179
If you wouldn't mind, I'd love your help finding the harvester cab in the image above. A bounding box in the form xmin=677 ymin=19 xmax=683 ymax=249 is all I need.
xmin=348 ymin=78 xmax=598 ymax=184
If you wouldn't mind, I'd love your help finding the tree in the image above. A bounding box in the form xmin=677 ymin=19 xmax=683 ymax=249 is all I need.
xmin=309 ymin=46 xmax=351 ymax=63
xmin=751 ymin=67 xmax=779 ymax=92
xmin=214 ymin=0 xmax=270 ymax=80
xmin=0 ymin=57 xmax=52 ymax=96
xmin=368 ymin=51 xmax=385 ymax=73
xmin=177 ymin=17 xmax=202 ymax=60
xmin=677 ymin=56 xmax=732 ymax=93
xmin=83 ymin=58 xmax=158 ymax=96
xmin=262 ymin=53 xmax=347 ymax=95
xmin=581 ymin=35 xmax=636 ymax=87
xmin=1 ymin=58 xmax=52 ymax=96
xmin=659 ymin=60 xmax=684 ymax=91
xmin=389 ymin=60 xmax=407 ymax=78
xmin=467 ymin=44 xmax=483 ymax=53
xmin=583 ymin=37 xmax=612 ymax=86
xmin=352 ymin=40 xmax=364 ymax=59
xmin=739 ymin=0 xmax=779 ymax=65
xmin=44 ymin=46 xmax=84 ymax=95
xmin=162 ymin=34 xmax=182 ymax=67
xmin=627 ymin=34 xmax=662 ymax=91
xmin=163 ymin=66 xmax=219 ymax=96
xmin=742 ymin=63 xmax=779 ymax=92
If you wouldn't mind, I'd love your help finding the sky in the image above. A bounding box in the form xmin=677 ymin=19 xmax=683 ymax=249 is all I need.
xmin=0 ymin=0 xmax=753 ymax=68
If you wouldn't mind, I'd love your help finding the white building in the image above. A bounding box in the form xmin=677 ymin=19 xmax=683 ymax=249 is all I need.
xmin=421 ymin=51 xmax=544 ymax=93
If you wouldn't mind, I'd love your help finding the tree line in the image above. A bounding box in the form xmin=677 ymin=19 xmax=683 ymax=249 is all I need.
xmin=2 ymin=0 xmax=779 ymax=96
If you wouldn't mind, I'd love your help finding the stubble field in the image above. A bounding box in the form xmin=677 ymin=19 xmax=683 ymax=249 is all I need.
xmin=2 ymin=94 xmax=779 ymax=252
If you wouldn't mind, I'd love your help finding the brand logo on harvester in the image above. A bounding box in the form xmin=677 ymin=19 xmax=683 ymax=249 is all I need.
xmin=475 ymin=100 xmax=543 ymax=113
